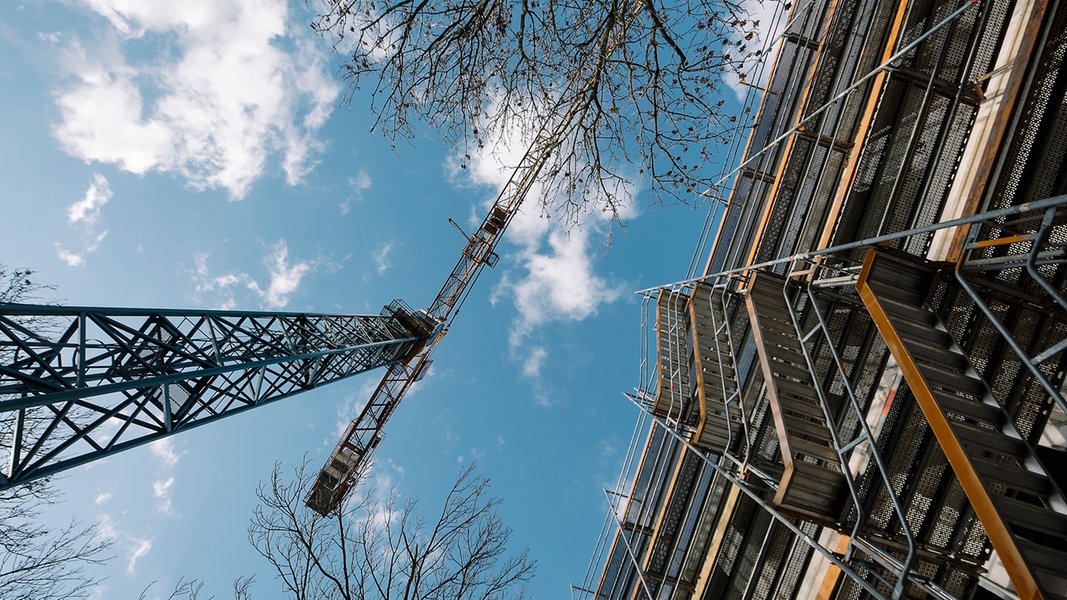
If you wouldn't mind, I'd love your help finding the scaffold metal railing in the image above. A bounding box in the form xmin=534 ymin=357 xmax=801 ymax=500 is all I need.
xmin=785 ymin=254 xmax=918 ymax=598
xmin=954 ymin=202 xmax=1067 ymax=415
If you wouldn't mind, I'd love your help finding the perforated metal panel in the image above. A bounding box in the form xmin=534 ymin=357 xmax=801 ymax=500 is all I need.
xmin=987 ymin=3 xmax=1067 ymax=210
xmin=647 ymin=450 xmax=704 ymax=575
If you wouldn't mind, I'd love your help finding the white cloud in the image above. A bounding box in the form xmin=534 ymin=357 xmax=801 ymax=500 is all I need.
xmin=51 ymin=1 xmax=339 ymax=199
xmin=372 ymin=240 xmax=394 ymax=275
xmin=499 ymin=227 xmax=623 ymax=346
xmin=444 ymin=99 xmax=633 ymax=411
xmin=522 ymin=346 xmax=548 ymax=379
xmin=84 ymin=230 xmax=108 ymax=252
xmin=342 ymin=169 xmax=373 ymax=214
xmin=457 ymin=446 xmax=485 ymax=464
xmin=191 ymin=241 xmax=317 ymax=309
xmin=96 ymin=513 xmax=118 ymax=542
xmin=127 ymin=537 xmax=152 ymax=574
xmin=148 ymin=438 xmax=184 ymax=469
xmin=55 ymin=244 xmax=86 ymax=267
xmin=95 ymin=513 xmax=152 ymax=576
xmin=191 ymin=254 xmax=243 ymax=310
xmin=149 ymin=439 xmax=182 ymax=515
xmin=67 ymin=172 xmax=111 ymax=224
xmin=94 ymin=491 xmax=113 ymax=506
xmin=248 ymin=241 xmax=313 ymax=308
xmin=531 ymin=388 xmax=554 ymax=408
xmin=348 ymin=459 xmax=406 ymax=531
xmin=55 ymin=174 xmax=112 ymax=267
xmin=152 ymin=476 xmax=176 ymax=515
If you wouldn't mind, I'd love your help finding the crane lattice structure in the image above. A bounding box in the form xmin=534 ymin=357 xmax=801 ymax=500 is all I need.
xmin=304 ymin=15 xmax=645 ymax=514
xmin=0 ymin=5 xmax=643 ymax=512
xmin=0 ymin=304 xmax=428 ymax=488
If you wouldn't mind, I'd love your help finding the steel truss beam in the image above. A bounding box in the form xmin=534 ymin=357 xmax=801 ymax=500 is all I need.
xmin=0 ymin=304 xmax=425 ymax=488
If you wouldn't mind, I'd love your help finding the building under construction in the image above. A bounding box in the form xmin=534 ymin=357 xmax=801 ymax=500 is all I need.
xmin=579 ymin=0 xmax=1067 ymax=597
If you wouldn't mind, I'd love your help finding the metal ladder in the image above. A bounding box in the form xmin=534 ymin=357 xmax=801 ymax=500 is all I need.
xmin=689 ymin=281 xmax=746 ymax=455
xmin=858 ymin=248 xmax=1067 ymax=600
xmin=745 ymin=270 xmax=848 ymax=523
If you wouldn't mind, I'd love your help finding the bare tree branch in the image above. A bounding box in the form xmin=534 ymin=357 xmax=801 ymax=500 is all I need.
xmin=248 ymin=457 xmax=534 ymax=599
xmin=0 ymin=265 xmax=113 ymax=600
xmin=313 ymin=0 xmax=766 ymax=224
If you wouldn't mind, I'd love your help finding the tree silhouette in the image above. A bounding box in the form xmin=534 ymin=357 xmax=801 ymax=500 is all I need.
xmin=314 ymin=0 xmax=763 ymax=223
xmin=249 ymin=459 xmax=534 ymax=599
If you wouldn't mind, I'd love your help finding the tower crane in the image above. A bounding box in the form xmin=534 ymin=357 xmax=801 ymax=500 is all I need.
xmin=0 ymin=97 xmax=565 ymax=501
xmin=0 ymin=5 xmax=641 ymax=513
xmin=305 ymin=162 xmax=527 ymax=515
xmin=0 ymin=91 xmax=569 ymax=500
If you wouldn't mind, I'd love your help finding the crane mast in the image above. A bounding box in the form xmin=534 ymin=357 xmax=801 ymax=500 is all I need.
xmin=0 ymin=306 xmax=426 ymax=489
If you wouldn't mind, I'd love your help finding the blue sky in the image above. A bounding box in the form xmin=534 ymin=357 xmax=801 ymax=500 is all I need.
xmin=0 ymin=1 xmax=724 ymax=597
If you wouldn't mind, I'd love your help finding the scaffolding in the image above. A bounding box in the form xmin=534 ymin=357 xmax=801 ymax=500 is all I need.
xmin=578 ymin=0 xmax=1067 ymax=594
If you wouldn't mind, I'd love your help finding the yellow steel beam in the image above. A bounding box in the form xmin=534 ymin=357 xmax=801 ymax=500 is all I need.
xmin=968 ymin=234 xmax=1034 ymax=249
xmin=815 ymin=0 xmax=912 ymax=252
xmin=816 ymin=534 xmax=852 ymax=600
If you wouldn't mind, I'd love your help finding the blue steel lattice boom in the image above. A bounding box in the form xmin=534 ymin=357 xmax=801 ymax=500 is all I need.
xmin=0 ymin=304 xmax=431 ymax=488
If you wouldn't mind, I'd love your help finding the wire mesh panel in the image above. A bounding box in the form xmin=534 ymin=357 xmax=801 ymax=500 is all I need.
xmin=702 ymin=491 xmax=769 ymax=600
xmin=646 ymin=450 xmax=705 ymax=580
xmin=680 ymin=473 xmax=732 ymax=585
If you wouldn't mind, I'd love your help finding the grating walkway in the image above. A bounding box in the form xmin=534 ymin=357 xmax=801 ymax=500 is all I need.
xmin=689 ymin=281 xmax=745 ymax=454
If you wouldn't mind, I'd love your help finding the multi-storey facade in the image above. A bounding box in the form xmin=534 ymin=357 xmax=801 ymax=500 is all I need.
xmin=580 ymin=0 xmax=1067 ymax=597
